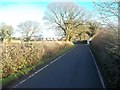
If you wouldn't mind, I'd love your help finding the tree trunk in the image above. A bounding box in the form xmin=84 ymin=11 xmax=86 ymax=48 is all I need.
xmin=1 ymin=37 xmax=4 ymax=43
xmin=79 ymin=35 xmax=81 ymax=40
xmin=65 ymin=35 xmax=71 ymax=41
xmin=68 ymin=36 xmax=72 ymax=41
xmin=84 ymin=33 xmax=85 ymax=40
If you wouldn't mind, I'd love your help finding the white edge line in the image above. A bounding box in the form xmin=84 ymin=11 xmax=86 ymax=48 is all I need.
xmin=12 ymin=45 xmax=75 ymax=89
xmin=88 ymin=46 xmax=105 ymax=88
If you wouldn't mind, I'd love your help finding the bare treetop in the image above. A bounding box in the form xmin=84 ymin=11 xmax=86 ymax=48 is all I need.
xmin=94 ymin=1 xmax=118 ymax=28
xmin=44 ymin=2 xmax=91 ymax=41
xmin=17 ymin=20 xmax=41 ymax=41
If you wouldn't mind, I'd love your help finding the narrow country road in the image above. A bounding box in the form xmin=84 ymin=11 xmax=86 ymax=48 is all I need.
xmin=11 ymin=44 xmax=104 ymax=88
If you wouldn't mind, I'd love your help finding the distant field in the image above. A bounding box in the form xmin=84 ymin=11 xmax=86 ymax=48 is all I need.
xmin=4 ymin=40 xmax=50 ymax=43
xmin=3 ymin=39 xmax=68 ymax=43
xmin=10 ymin=40 xmax=22 ymax=43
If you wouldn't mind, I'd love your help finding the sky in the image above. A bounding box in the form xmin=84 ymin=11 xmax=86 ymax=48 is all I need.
xmin=0 ymin=0 xmax=99 ymax=38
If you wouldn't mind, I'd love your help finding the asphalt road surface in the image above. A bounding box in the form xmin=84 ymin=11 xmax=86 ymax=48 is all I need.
xmin=12 ymin=44 xmax=104 ymax=88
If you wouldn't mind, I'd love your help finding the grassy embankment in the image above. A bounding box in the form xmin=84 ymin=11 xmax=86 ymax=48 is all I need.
xmin=90 ymin=30 xmax=120 ymax=88
xmin=0 ymin=41 xmax=74 ymax=87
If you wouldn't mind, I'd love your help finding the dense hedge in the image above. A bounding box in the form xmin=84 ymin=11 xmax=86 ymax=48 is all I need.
xmin=1 ymin=41 xmax=73 ymax=79
xmin=90 ymin=30 xmax=120 ymax=88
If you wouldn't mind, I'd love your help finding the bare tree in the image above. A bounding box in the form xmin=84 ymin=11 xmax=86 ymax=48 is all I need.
xmin=94 ymin=1 xmax=120 ymax=87
xmin=94 ymin=1 xmax=118 ymax=21
xmin=44 ymin=2 xmax=90 ymax=41
xmin=17 ymin=21 xmax=40 ymax=41
xmin=94 ymin=1 xmax=119 ymax=38
xmin=86 ymin=21 xmax=100 ymax=37
xmin=94 ymin=1 xmax=120 ymax=51
xmin=0 ymin=23 xmax=13 ymax=43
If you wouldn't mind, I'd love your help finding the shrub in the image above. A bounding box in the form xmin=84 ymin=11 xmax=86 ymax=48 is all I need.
xmin=1 ymin=41 xmax=73 ymax=79
xmin=90 ymin=30 xmax=120 ymax=88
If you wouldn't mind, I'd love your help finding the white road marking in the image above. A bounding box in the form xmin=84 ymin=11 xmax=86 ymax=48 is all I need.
xmin=88 ymin=45 xmax=105 ymax=88
xmin=12 ymin=46 xmax=75 ymax=89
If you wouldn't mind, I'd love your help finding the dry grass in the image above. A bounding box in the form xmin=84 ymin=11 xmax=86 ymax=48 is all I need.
xmin=1 ymin=41 xmax=73 ymax=79
xmin=90 ymin=30 xmax=120 ymax=88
